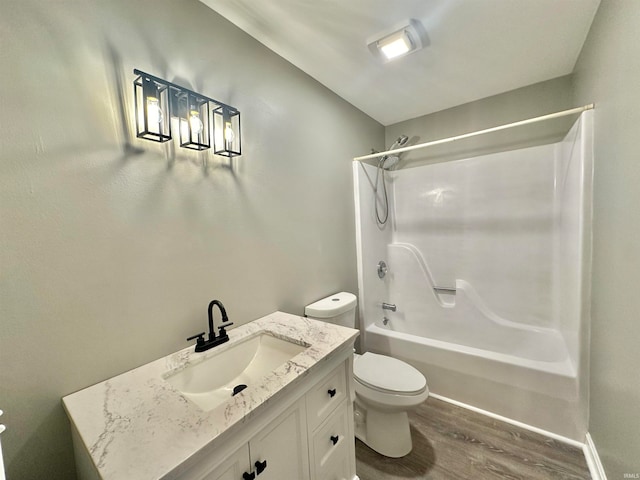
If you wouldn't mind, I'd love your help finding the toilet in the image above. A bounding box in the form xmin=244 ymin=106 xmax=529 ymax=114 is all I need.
xmin=305 ymin=292 xmax=428 ymax=458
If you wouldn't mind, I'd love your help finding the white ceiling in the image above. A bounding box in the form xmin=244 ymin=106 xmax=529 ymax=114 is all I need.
xmin=200 ymin=0 xmax=600 ymax=126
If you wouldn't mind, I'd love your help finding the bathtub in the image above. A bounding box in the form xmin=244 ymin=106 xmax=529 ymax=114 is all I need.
xmin=364 ymin=321 xmax=585 ymax=441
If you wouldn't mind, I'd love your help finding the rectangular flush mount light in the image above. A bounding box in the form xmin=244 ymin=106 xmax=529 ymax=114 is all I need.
xmin=378 ymin=29 xmax=413 ymax=59
xmin=368 ymin=19 xmax=428 ymax=62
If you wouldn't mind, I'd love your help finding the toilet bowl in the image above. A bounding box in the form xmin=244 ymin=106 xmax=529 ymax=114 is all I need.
xmin=305 ymin=292 xmax=429 ymax=457
xmin=353 ymin=352 xmax=428 ymax=457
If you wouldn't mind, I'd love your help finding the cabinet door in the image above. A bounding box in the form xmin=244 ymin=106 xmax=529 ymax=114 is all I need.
xmin=249 ymin=400 xmax=310 ymax=480
xmin=200 ymin=444 xmax=250 ymax=480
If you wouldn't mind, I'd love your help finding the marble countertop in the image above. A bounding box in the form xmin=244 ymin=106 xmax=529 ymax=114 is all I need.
xmin=62 ymin=311 xmax=358 ymax=480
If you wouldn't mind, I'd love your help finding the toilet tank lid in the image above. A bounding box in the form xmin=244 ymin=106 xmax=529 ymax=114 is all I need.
xmin=304 ymin=292 xmax=357 ymax=318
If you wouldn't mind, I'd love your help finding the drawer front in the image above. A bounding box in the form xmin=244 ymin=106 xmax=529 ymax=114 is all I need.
xmin=320 ymin=448 xmax=350 ymax=480
xmin=306 ymin=363 xmax=347 ymax=430
xmin=311 ymin=403 xmax=349 ymax=479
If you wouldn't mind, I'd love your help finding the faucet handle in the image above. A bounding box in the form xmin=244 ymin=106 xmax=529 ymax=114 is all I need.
xmin=187 ymin=332 xmax=206 ymax=347
xmin=217 ymin=322 xmax=234 ymax=336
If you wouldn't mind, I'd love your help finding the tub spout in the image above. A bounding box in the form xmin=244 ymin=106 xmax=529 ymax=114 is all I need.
xmin=382 ymin=302 xmax=397 ymax=312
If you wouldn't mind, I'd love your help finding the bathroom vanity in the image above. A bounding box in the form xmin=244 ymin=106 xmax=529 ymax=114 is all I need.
xmin=62 ymin=312 xmax=359 ymax=480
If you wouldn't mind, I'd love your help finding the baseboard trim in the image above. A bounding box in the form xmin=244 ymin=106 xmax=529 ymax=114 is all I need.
xmin=583 ymin=433 xmax=608 ymax=480
xmin=428 ymin=393 xmax=585 ymax=449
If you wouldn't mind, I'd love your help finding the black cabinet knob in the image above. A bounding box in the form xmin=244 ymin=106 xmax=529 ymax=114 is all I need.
xmin=242 ymin=472 xmax=255 ymax=480
xmin=255 ymin=459 xmax=267 ymax=475
xmin=327 ymin=388 xmax=337 ymax=398
xmin=330 ymin=435 xmax=339 ymax=445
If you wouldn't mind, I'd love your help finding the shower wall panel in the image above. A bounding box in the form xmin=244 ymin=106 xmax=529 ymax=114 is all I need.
xmin=553 ymin=113 xmax=593 ymax=376
xmin=390 ymin=144 xmax=557 ymax=328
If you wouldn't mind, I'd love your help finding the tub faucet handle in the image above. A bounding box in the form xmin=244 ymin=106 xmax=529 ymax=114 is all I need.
xmin=377 ymin=260 xmax=388 ymax=278
xmin=382 ymin=302 xmax=396 ymax=312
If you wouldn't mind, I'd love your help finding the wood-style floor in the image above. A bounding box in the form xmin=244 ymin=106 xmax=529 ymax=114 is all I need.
xmin=355 ymin=397 xmax=591 ymax=480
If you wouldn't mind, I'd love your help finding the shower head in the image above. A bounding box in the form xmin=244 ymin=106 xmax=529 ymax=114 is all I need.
xmin=379 ymin=135 xmax=409 ymax=170
xmin=381 ymin=154 xmax=400 ymax=170
xmin=392 ymin=135 xmax=409 ymax=149
xmin=374 ymin=135 xmax=408 ymax=224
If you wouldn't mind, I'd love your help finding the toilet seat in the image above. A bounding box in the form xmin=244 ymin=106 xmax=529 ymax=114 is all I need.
xmin=354 ymin=352 xmax=427 ymax=395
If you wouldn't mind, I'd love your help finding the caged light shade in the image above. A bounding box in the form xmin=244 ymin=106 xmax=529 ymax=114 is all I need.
xmin=134 ymin=74 xmax=172 ymax=142
xmin=213 ymin=106 xmax=241 ymax=157
xmin=178 ymin=92 xmax=211 ymax=151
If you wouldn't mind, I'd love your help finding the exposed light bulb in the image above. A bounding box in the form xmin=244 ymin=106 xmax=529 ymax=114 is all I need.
xmin=189 ymin=110 xmax=203 ymax=134
xmin=181 ymin=109 xmax=204 ymax=141
xmin=224 ymin=121 xmax=235 ymax=144
xmin=146 ymin=97 xmax=163 ymax=125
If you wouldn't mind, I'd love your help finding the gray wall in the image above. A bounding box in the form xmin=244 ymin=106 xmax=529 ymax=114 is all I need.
xmin=385 ymin=76 xmax=575 ymax=166
xmin=573 ymin=0 xmax=640 ymax=477
xmin=0 ymin=1 xmax=382 ymax=478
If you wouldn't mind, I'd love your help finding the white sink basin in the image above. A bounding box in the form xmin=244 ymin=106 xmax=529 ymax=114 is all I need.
xmin=163 ymin=333 xmax=308 ymax=412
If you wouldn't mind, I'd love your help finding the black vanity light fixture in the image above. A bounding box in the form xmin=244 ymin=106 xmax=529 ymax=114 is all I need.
xmin=133 ymin=69 xmax=241 ymax=156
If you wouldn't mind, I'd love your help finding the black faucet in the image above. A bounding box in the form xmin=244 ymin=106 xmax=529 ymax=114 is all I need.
xmin=187 ymin=300 xmax=234 ymax=352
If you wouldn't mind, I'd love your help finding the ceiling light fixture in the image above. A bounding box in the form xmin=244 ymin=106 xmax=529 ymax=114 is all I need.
xmin=379 ymin=30 xmax=412 ymax=60
xmin=368 ymin=19 xmax=428 ymax=62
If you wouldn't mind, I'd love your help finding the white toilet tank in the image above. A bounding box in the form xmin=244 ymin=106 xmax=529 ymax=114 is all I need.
xmin=305 ymin=292 xmax=357 ymax=328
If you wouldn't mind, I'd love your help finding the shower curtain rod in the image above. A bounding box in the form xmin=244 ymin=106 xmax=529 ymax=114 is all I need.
xmin=353 ymin=104 xmax=594 ymax=162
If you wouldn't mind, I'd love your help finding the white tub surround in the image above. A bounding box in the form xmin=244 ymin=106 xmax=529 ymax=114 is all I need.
xmin=354 ymin=111 xmax=593 ymax=441
xmin=63 ymin=312 xmax=359 ymax=480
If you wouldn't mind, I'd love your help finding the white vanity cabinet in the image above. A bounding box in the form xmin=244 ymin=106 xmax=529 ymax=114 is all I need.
xmin=191 ymin=360 xmax=355 ymax=480
xmin=200 ymin=401 xmax=310 ymax=480
xmin=199 ymin=447 xmax=248 ymax=480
